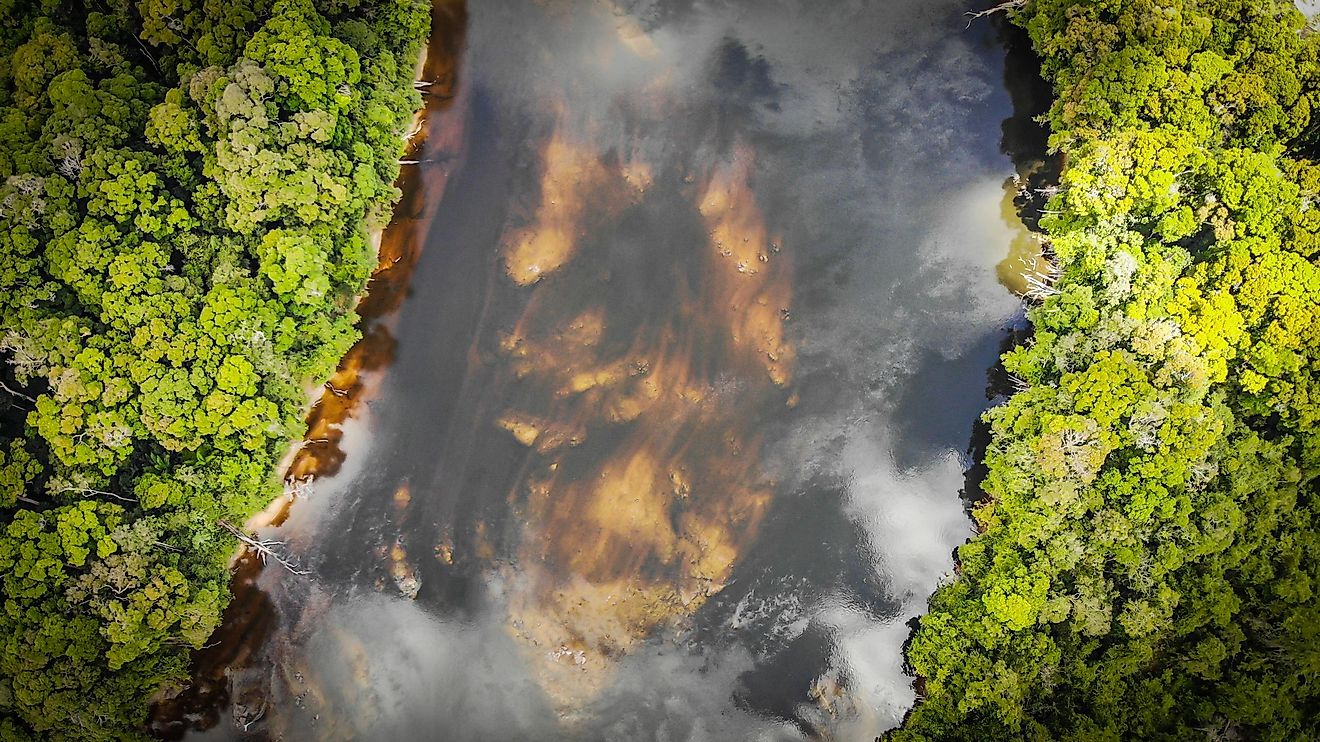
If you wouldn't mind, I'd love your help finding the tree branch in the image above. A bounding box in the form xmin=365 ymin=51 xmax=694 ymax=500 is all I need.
xmin=54 ymin=486 xmax=136 ymax=503
xmin=965 ymin=0 xmax=1028 ymax=28
xmin=0 ymin=379 xmax=35 ymax=403
xmin=218 ymin=520 xmax=309 ymax=575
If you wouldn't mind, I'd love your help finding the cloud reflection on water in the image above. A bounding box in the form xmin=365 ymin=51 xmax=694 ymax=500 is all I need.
xmin=192 ymin=0 xmax=1033 ymax=738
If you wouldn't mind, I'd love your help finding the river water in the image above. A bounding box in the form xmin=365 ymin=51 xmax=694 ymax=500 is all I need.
xmin=166 ymin=0 xmax=1041 ymax=739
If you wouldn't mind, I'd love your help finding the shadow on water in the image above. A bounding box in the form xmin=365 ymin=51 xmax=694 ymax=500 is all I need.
xmin=959 ymin=14 xmax=1059 ymax=512
xmin=889 ymin=10 xmax=1058 ymax=731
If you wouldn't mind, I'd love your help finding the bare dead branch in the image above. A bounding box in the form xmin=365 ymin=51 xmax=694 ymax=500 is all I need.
xmin=1008 ymin=374 xmax=1030 ymax=393
xmin=218 ymin=520 xmax=309 ymax=575
xmin=1019 ymin=252 xmax=1061 ymax=301
xmin=284 ymin=475 xmax=316 ymax=500
xmin=128 ymin=32 xmax=162 ymax=76
xmin=965 ymin=0 xmax=1028 ymax=28
xmin=240 ymin=705 xmax=266 ymax=732
xmin=54 ymin=486 xmax=136 ymax=503
xmin=403 ymin=117 xmax=426 ymax=141
xmin=0 ymin=379 xmax=35 ymax=403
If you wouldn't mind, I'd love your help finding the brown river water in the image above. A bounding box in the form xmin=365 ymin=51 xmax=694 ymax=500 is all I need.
xmin=152 ymin=0 xmax=1051 ymax=739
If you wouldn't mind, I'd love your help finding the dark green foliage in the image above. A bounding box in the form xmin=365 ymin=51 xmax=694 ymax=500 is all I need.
xmin=0 ymin=0 xmax=428 ymax=737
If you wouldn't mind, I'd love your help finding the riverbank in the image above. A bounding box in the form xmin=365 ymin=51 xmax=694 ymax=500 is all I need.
xmin=0 ymin=2 xmax=435 ymax=739
xmin=146 ymin=3 xmax=473 ymax=735
xmin=895 ymin=1 xmax=1320 ymax=738
xmin=244 ymin=29 xmax=435 ymax=538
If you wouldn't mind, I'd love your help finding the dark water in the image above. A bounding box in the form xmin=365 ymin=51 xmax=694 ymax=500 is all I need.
xmin=180 ymin=1 xmax=1038 ymax=739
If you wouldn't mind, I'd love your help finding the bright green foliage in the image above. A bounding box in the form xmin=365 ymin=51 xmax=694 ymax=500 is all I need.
xmin=0 ymin=441 xmax=40 ymax=509
xmin=895 ymin=1 xmax=1320 ymax=740
xmin=0 ymin=502 xmax=227 ymax=739
xmin=0 ymin=0 xmax=427 ymax=737
xmin=1023 ymin=0 xmax=1320 ymax=151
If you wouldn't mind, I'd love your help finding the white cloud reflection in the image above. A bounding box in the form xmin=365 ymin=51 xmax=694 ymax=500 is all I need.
xmin=193 ymin=0 xmax=1031 ymax=738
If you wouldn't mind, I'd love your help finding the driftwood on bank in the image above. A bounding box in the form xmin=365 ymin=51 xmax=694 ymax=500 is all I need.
xmin=965 ymin=0 xmax=1028 ymax=27
xmin=218 ymin=519 xmax=309 ymax=575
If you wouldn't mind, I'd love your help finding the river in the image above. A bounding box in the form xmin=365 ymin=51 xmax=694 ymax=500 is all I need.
xmin=155 ymin=0 xmax=1044 ymax=738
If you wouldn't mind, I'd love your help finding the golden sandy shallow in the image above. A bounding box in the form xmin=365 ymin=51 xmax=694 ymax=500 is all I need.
xmin=491 ymin=136 xmax=795 ymax=709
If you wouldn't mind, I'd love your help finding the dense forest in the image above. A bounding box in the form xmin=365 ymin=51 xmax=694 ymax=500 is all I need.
xmin=0 ymin=0 xmax=427 ymax=738
xmin=895 ymin=0 xmax=1320 ymax=739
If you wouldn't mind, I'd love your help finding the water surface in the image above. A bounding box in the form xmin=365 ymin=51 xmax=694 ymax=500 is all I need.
xmin=177 ymin=1 xmax=1033 ymax=738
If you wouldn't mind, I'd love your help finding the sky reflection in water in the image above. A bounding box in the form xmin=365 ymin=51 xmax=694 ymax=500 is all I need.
xmin=193 ymin=0 xmax=1029 ymax=739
